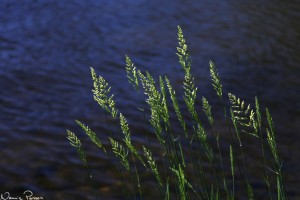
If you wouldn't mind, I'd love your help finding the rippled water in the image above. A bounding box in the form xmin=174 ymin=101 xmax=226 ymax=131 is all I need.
xmin=0 ymin=0 xmax=299 ymax=199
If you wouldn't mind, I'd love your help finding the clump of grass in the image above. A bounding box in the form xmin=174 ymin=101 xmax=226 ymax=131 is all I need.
xmin=67 ymin=26 xmax=286 ymax=199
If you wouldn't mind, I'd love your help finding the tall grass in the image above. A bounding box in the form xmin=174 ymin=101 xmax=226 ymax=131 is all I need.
xmin=67 ymin=26 xmax=286 ymax=199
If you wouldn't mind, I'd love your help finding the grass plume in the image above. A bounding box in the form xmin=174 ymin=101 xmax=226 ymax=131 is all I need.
xmin=67 ymin=26 xmax=286 ymax=200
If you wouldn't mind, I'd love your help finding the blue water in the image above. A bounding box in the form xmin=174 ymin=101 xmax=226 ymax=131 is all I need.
xmin=0 ymin=0 xmax=299 ymax=199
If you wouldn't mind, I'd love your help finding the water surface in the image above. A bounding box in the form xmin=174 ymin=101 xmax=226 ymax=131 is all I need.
xmin=0 ymin=0 xmax=299 ymax=199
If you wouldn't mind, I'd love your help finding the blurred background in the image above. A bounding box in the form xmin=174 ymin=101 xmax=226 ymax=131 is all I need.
xmin=0 ymin=0 xmax=299 ymax=199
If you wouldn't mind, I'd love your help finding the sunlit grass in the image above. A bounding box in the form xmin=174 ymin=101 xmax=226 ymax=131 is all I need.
xmin=67 ymin=26 xmax=286 ymax=200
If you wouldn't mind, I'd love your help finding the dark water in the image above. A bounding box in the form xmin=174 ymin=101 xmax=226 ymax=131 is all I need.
xmin=0 ymin=0 xmax=299 ymax=199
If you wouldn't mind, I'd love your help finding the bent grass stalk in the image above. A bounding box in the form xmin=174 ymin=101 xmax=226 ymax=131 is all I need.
xmin=67 ymin=26 xmax=286 ymax=199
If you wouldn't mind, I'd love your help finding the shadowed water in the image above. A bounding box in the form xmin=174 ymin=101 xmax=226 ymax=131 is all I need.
xmin=0 ymin=0 xmax=299 ymax=199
